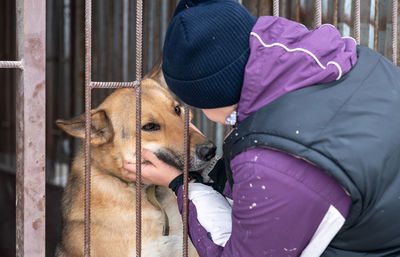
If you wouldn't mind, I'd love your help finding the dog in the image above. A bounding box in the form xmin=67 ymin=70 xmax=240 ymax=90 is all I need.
xmin=55 ymin=62 xmax=216 ymax=257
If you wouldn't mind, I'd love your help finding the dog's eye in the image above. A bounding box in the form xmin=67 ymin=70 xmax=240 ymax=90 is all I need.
xmin=174 ymin=105 xmax=181 ymax=116
xmin=142 ymin=123 xmax=160 ymax=131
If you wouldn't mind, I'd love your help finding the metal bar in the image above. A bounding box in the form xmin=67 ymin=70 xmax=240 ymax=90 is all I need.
xmin=374 ymin=0 xmax=379 ymax=51
xmin=392 ymin=0 xmax=398 ymax=64
xmin=122 ymin=0 xmax=129 ymax=81
xmin=84 ymin=0 xmax=92 ymax=256
xmin=148 ymin=0 xmax=155 ymax=71
xmin=113 ymin=0 xmax=122 ymax=81
xmin=314 ymin=0 xmax=322 ymax=28
xmin=15 ymin=0 xmax=24 ymax=253
xmin=273 ymin=0 xmax=279 ymax=16
xmin=0 ymin=60 xmax=24 ymax=69
xmin=354 ymin=0 xmax=361 ymax=44
xmin=161 ymin=0 xmax=168 ymax=46
xmin=15 ymin=0 xmax=46 ymax=256
xmin=91 ymin=81 xmax=139 ymax=88
xmin=296 ymin=0 xmax=300 ymax=23
xmin=135 ymin=0 xmax=144 ymax=256
xmin=215 ymin=123 xmax=224 ymax=157
xmin=183 ymin=104 xmax=190 ymax=257
xmin=333 ymin=0 xmax=338 ymax=27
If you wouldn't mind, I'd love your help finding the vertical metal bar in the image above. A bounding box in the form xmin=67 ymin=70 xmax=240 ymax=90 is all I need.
xmin=215 ymin=123 xmax=224 ymax=157
xmin=354 ymin=0 xmax=361 ymax=44
xmin=135 ymin=0 xmax=144 ymax=256
xmin=296 ymin=0 xmax=301 ymax=22
xmin=333 ymin=0 xmax=338 ymax=28
xmin=15 ymin=0 xmax=24 ymax=247
xmin=161 ymin=0 xmax=168 ymax=46
xmin=84 ymin=0 xmax=92 ymax=256
xmin=183 ymin=104 xmax=190 ymax=257
xmin=71 ymin=0 xmax=85 ymax=117
xmin=273 ymin=0 xmax=279 ymax=16
xmin=112 ymin=0 xmax=122 ymax=80
xmin=63 ymin=0 xmax=72 ymax=136
xmin=374 ymin=0 xmax=379 ymax=51
xmin=314 ymin=0 xmax=322 ymax=28
xmin=123 ymin=0 xmax=129 ymax=81
xmin=15 ymin=0 xmax=46 ymax=256
xmin=148 ymin=0 xmax=155 ymax=71
xmin=201 ymin=113 xmax=208 ymax=137
xmin=392 ymin=0 xmax=398 ymax=64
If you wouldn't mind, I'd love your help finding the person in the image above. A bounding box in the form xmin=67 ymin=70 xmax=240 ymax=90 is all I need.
xmin=123 ymin=0 xmax=400 ymax=256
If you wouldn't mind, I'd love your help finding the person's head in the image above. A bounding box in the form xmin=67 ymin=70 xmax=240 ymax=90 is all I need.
xmin=162 ymin=0 xmax=256 ymax=124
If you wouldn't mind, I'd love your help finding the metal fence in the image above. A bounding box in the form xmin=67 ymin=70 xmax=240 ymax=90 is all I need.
xmin=0 ymin=0 xmax=399 ymax=256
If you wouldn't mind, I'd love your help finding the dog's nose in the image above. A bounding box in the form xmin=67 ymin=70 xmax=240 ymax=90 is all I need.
xmin=196 ymin=142 xmax=217 ymax=161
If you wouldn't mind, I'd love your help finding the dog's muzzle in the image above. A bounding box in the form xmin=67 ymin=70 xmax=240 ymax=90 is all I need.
xmin=196 ymin=141 xmax=216 ymax=161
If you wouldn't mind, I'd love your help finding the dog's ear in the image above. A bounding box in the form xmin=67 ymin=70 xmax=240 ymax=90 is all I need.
xmin=144 ymin=59 xmax=167 ymax=89
xmin=56 ymin=109 xmax=114 ymax=146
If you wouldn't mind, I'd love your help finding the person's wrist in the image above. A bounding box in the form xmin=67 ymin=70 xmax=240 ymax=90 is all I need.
xmin=168 ymin=174 xmax=184 ymax=195
xmin=163 ymin=169 xmax=180 ymax=187
xmin=168 ymin=172 xmax=204 ymax=195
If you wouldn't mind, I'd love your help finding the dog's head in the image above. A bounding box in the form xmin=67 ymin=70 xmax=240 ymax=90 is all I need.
xmin=56 ymin=62 xmax=216 ymax=182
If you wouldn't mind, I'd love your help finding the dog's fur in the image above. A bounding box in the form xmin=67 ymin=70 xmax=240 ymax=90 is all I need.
xmin=55 ymin=63 xmax=213 ymax=257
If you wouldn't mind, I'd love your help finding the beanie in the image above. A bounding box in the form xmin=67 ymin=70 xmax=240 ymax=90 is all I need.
xmin=162 ymin=0 xmax=256 ymax=109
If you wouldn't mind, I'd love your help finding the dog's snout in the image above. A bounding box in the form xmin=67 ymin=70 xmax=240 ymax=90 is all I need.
xmin=196 ymin=142 xmax=217 ymax=161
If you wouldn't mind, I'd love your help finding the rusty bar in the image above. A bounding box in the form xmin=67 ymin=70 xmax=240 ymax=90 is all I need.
xmin=333 ymin=0 xmax=338 ymax=28
xmin=314 ymin=0 xmax=322 ymax=28
xmin=374 ymin=0 xmax=379 ymax=51
xmin=183 ymin=104 xmax=190 ymax=257
xmin=84 ymin=0 xmax=92 ymax=255
xmin=296 ymin=0 xmax=300 ymax=23
xmin=392 ymin=0 xmax=398 ymax=64
xmin=91 ymin=81 xmax=139 ymax=88
xmin=161 ymin=0 xmax=168 ymax=45
xmin=15 ymin=0 xmax=46 ymax=256
xmin=122 ymin=0 xmax=129 ymax=81
xmin=15 ymin=0 xmax=24 ymax=253
xmin=0 ymin=60 xmax=24 ymax=69
xmin=354 ymin=0 xmax=361 ymax=44
xmin=273 ymin=0 xmax=279 ymax=16
xmin=135 ymin=0 xmax=144 ymax=256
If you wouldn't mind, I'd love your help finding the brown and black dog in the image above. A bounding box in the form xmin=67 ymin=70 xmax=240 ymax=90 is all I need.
xmin=55 ymin=63 xmax=215 ymax=257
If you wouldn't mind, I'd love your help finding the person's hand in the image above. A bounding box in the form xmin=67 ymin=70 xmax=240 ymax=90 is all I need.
xmin=123 ymin=149 xmax=181 ymax=187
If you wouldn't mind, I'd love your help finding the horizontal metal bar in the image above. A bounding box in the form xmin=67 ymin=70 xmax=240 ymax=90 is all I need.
xmin=0 ymin=60 xmax=24 ymax=69
xmin=90 ymin=81 xmax=139 ymax=88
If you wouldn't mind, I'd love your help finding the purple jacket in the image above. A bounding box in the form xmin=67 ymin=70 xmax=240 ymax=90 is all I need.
xmin=177 ymin=16 xmax=357 ymax=257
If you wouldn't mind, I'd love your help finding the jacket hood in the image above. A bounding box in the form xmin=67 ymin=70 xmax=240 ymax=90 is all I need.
xmin=238 ymin=16 xmax=357 ymax=122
